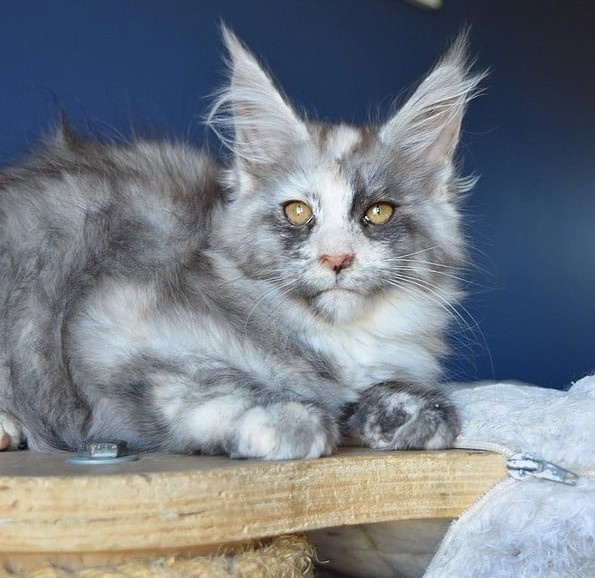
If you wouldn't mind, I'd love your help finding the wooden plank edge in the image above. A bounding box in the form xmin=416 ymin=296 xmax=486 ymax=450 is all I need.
xmin=0 ymin=448 xmax=507 ymax=555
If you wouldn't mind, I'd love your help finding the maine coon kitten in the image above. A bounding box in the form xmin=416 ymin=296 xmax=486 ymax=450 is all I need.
xmin=0 ymin=28 xmax=483 ymax=458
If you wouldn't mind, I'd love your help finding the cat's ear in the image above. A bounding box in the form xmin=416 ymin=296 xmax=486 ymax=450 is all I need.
xmin=208 ymin=25 xmax=309 ymax=168
xmin=380 ymin=32 xmax=485 ymax=187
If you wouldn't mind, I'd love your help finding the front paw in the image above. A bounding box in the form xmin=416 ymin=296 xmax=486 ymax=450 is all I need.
xmin=348 ymin=382 xmax=460 ymax=450
xmin=225 ymin=401 xmax=339 ymax=460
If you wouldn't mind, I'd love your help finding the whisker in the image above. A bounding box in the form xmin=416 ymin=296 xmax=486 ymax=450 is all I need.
xmin=389 ymin=274 xmax=471 ymax=333
xmin=392 ymin=265 xmax=480 ymax=287
xmin=243 ymin=277 xmax=297 ymax=333
xmin=217 ymin=273 xmax=286 ymax=291
xmin=216 ymin=275 xmax=251 ymax=290
xmin=382 ymin=279 xmax=476 ymax=356
xmin=261 ymin=282 xmax=306 ymax=327
xmin=391 ymin=257 xmax=462 ymax=269
xmin=388 ymin=273 xmax=494 ymax=371
xmin=389 ymin=256 xmax=479 ymax=275
xmin=396 ymin=246 xmax=439 ymax=260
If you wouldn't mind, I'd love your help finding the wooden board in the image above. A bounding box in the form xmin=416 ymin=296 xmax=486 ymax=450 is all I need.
xmin=0 ymin=448 xmax=506 ymax=562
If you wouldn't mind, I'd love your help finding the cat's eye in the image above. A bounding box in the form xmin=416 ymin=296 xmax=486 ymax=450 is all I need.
xmin=283 ymin=200 xmax=313 ymax=226
xmin=363 ymin=202 xmax=394 ymax=226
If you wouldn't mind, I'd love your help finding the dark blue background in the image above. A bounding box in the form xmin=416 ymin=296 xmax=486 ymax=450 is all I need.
xmin=2 ymin=1 xmax=594 ymax=387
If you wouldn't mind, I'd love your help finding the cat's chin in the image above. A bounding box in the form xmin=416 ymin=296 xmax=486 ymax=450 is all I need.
xmin=310 ymin=289 xmax=367 ymax=324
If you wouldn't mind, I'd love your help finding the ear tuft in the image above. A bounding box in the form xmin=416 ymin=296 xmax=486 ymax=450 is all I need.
xmin=380 ymin=30 xmax=486 ymax=169
xmin=207 ymin=24 xmax=309 ymax=168
xmin=52 ymin=111 xmax=82 ymax=150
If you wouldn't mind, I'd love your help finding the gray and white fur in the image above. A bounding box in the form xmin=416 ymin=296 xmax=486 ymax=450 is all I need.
xmin=0 ymin=28 xmax=483 ymax=458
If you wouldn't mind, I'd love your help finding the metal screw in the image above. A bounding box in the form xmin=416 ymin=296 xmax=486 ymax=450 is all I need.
xmin=67 ymin=440 xmax=139 ymax=465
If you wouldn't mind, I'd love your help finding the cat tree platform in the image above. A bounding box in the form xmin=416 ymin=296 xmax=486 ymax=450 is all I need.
xmin=0 ymin=448 xmax=506 ymax=576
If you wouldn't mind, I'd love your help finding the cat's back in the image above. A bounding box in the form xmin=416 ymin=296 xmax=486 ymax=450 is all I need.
xmin=0 ymin=129 xmax=222 ymax=270
xmin=0 ymin=128 xmax=225 ymax=447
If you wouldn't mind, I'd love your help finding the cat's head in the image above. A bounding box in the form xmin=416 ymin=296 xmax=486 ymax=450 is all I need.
xmin=209 ymin=26 xmax=484 ymax=324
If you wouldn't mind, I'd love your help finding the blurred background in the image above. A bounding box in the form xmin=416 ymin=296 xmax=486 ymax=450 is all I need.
xmin=1 ymin=0 xmax=593 ymax=388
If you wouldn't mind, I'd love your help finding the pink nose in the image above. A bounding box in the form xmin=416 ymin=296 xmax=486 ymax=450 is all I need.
xmin=320 ymin=253 xmax=354 ymax=273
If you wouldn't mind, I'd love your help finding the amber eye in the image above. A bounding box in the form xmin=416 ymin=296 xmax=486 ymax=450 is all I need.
xmin=363 ymin=202 xmax=394 ymax=225
xmin=283 ymin=200 xmax=313 ymax=226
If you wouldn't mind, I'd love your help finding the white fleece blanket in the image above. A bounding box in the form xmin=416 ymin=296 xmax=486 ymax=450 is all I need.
xmin=424 ymin=375 xmax=595 ymax=577
xmin=311 ymin=376 xmax=595 ymax=577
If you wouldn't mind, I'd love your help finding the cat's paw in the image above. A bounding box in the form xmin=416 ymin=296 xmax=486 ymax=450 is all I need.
xmin=349 ymin=383 xmax=460 ymax=450
xmin=225 ymin=402 xmax=339 ymax=460
xmin=0 ymin=412 xmax=23 ymax=450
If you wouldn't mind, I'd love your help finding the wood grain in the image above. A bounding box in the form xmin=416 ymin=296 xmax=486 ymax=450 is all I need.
xmin=0 ymin=448 xmax=506 ymax=559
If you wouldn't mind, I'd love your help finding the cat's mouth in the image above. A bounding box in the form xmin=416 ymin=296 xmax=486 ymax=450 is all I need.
xmin=315 ymin=287 xmax=357 ymax=297
xmin=309 ymin=286 xmax=366 ymax=323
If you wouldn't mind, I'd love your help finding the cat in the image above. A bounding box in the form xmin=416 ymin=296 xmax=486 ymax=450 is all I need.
xmin=0 ymin=27 xmax=483 ymax=459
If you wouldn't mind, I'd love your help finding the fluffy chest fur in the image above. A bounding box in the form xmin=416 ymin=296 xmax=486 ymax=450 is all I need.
xmin=310 ymin=290 xmax=450 ymax=388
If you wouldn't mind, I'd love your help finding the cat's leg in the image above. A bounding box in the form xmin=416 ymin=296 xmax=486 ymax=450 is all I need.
xmin=178 ymin=390 xmax=340 ymax=459
xmin=346 ymin=382 xmax=460 ymax=450
xmin=0 ymin=412 xmax=23 ymax=450
xmin=92 ymin=368 xmax=341 ymax=460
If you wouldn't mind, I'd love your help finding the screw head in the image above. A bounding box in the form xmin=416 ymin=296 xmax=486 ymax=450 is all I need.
xmin=67 ymin=440 xmax=139 ymax=465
